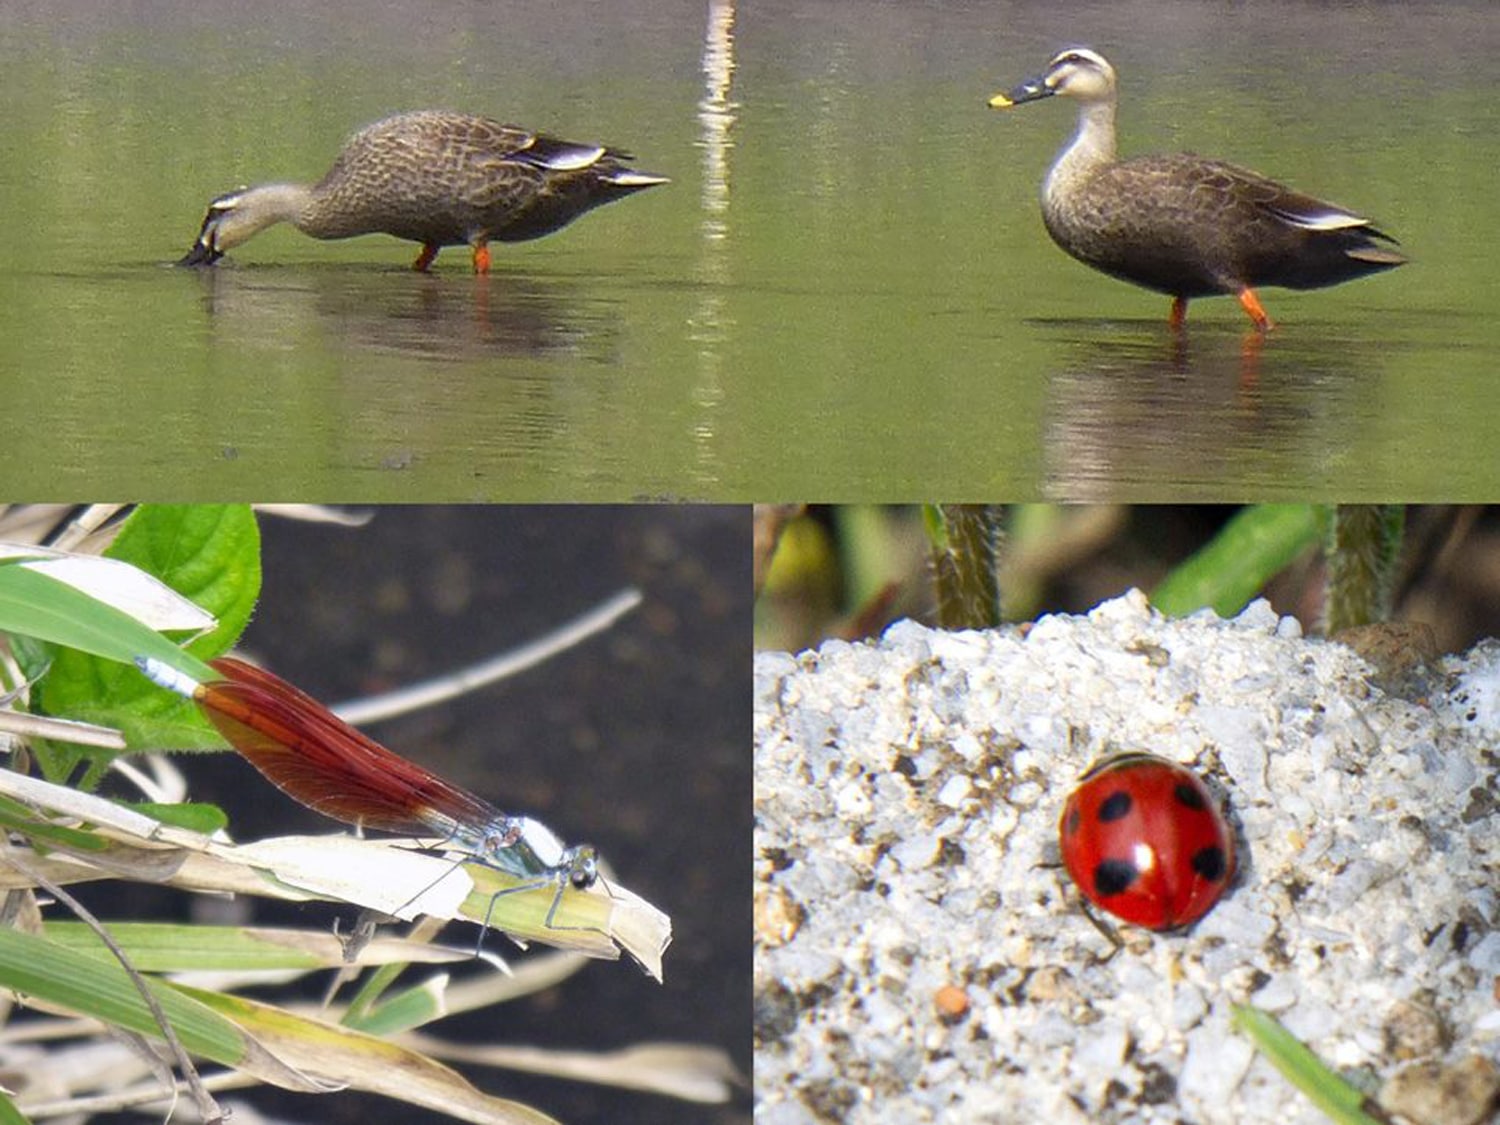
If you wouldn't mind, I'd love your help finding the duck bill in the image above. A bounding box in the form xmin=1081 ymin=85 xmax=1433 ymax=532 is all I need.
xmin=988 ymin=76 xmax=1054 ymax=109
xmin=176 ymin=241 xmax=223 ymax=267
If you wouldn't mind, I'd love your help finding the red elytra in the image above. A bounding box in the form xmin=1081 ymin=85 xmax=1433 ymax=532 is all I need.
xmin=1058 ymin=752 xmax=1235 ymax=932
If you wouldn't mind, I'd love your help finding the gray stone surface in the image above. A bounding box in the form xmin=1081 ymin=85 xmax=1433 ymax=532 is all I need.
xmin=755 ymin=592 xmax=1500 ymax=1124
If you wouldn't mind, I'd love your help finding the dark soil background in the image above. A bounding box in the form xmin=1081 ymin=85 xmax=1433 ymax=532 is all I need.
xmin=187 ymin=506 xmax=748 ymax=1125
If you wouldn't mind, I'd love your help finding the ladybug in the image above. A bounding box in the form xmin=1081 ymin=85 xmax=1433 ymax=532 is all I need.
xmin=1058 ymin=752 xmax=1235 ymax=931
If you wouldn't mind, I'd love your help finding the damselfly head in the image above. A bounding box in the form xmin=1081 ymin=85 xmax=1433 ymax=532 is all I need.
xmin=566 ymin=844 xmax=600 ymax=890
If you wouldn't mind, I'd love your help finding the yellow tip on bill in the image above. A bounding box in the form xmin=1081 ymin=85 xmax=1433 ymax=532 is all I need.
xmin=988 ymin=92 xmax=1015 ymax=109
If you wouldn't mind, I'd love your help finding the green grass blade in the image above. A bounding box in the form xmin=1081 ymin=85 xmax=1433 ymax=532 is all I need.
xmin=0 ymin=928 xmax=246 ymax=1063
xmin=174 ymin=985 xmax=566 ymax=1124
xmin=343 ymin=977 xmax=449 ymax=1036
xmin=42 ymin=921 xmax=465 ymax=975
xmin=0 ymin=564 xmax=215 ymax=681
xmin=1232 ymin=1004 xmax=1387 ymax=1125
xmin=1152 ymin=505 xmax=1323 ymax=618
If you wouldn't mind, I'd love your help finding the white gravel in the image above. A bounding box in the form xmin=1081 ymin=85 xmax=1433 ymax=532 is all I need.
xmin=754 ymin=591 xmax=1500 ymax=1124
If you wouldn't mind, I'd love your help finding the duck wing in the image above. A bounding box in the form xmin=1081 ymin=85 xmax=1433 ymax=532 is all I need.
xmin=1193 ymin=158 xmax=1399 ymax=243
xmin=508 ymin=133 xmax=611 ymax=173
xmin=1200 ymin=157 xmax=1408 ymax=278
xmin=1049 ymin=153 xmax=1404 ymax=295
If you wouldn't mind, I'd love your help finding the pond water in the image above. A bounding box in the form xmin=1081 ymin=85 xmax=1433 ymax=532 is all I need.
xmin=2 ymin=0 xmax=1495 ymax=499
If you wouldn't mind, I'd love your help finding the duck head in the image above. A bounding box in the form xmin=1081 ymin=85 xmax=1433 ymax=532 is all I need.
xmin=177 ymin=190 xmax=250 ymax=266
xmin=177 ymin=184 xmax=309 ymax=267
xmin=989 ymin=47 xmax=1118 ymax=109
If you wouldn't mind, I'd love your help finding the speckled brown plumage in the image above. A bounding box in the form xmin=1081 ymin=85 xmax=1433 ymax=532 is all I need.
xmin=179 ymin=111 xmax=667 ymax=272
xmin=990 ymin=49 xmax=1405 ymax=329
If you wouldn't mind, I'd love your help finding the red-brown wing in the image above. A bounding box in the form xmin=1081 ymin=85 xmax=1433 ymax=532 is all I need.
xmin=203 ymin=657 xmax=505 ymax=839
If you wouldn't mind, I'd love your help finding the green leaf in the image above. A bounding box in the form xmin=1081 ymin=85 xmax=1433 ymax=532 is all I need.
xmin=1232 ymin=1004 xmax=1388 ymax=1125
xmin=107 ymin=504 xmax=260 ymax=659
xmin=0 ymin=793 xmax=110 ymax=851
xmin=0 ymin=1089 xmax=33 ymax=1125
xmin=1151 ymin=505 xmax=1323 ymax=618
xmin=35 ymin=504 xmax=260 ymax=761
xmin=127 ymin=800 xmax=230 ymax=834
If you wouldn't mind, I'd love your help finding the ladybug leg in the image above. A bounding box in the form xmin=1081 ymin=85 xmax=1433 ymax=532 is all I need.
xmin=1080 ymin=901 xmax=1124 ymax=962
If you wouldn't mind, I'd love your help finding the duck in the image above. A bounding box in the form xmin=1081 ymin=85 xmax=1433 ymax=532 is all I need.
xmin=988 ymin=49 xmax=1405 ymax=329
xmin=178 ymin=111 xmax=667 ymax=273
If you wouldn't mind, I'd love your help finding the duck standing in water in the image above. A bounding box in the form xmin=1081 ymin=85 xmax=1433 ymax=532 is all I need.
xmin=989 ymin=49 xmax=1404 ymax=329
xmin=178 ymin=111 xmax=667 ymax=272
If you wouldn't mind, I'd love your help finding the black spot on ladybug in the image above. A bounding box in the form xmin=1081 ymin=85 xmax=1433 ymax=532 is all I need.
xmin=1097 ymin=790 xmax=1133 ymax=823
xmin=1173 ymin=782 xmax=1207 ymax=812
xmin=1094 ymin=858 xmax=1140 ymax=897
xmin=1063 ymin=807 xmax=1082 ymax=836
xmin=1191 ymin=846 xmax=1228 ymax=883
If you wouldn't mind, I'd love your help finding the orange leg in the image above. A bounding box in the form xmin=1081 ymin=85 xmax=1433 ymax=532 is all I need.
xmin=471 ymin=242 xmax=491 ymax=275
xmin=1168 ymin=296 xmax=1188 ymax=330
xmin=1237 ymin=287 xmax=1273 ymax=331
xmin=412 ymin=243 xmax=438 ymax=272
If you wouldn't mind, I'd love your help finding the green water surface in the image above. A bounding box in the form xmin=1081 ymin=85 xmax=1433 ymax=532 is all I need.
xmin=2 ymin=0 xmax=1495 ymax=499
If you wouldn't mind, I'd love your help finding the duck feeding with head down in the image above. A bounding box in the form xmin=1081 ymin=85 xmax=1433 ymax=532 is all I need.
xmin=988 ymin=48 xmax=1405 ymax=330
xmin=177 ymin=111 xmax=668 ymax=273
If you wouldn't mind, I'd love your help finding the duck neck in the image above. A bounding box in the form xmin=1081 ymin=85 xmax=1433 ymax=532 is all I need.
xmin=1048 ymin=100 xmax=1117 ymax=192
xmin=237 ymin=183 xmax=317 ymax=238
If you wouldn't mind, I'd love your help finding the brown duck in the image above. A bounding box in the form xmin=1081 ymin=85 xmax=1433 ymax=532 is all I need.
xmin=989 ymin=49 xmax=1405 ymax=329
xmin=179 ymin=111 xmax=667 ymax=273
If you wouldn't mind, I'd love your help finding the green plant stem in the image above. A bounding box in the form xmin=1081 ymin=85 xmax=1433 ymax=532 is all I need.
xmin=1324 ymin=506 xmax=1404 ymax=632
xmin=925 ymin=505 xmax=1003 ymax=630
